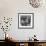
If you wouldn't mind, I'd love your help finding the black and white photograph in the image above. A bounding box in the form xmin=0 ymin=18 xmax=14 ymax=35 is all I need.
xmin=18 ymin=13 xmax=34 ymax=29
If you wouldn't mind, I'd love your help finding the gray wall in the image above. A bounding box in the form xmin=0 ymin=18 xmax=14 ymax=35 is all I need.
xmin=0 ymin=0 xmax=46 ymax=40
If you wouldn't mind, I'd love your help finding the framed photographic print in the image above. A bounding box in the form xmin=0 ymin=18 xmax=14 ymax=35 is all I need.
xmin=18 ymin=13 xmax=34 ymax=29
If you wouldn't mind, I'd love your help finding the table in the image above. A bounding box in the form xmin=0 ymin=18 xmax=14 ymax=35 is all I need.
xmin=5 ymin=39 xmax=46 ymax=46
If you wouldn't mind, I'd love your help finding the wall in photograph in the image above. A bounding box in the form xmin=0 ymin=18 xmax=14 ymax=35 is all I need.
xmin=0 ymin=0 xmax=46 ymax=40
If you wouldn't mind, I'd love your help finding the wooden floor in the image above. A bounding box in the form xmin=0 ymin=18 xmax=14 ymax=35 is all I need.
xmin=0 ymin=41 xmax=16 ymax=46
xmin=0 ymin=42 xmax=16 ymax=46
xmin=0 ymin=40 xmax=46 ymax=46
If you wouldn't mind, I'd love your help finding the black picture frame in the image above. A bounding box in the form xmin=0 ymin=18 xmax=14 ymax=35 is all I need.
xmin=18 ymin=13 xmax=34 ymax=29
